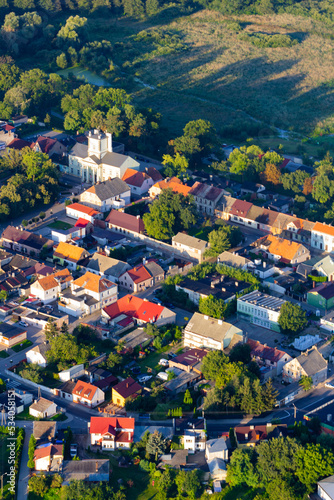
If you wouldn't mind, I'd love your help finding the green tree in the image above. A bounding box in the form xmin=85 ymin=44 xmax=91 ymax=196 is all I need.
xmin=0 ymin=290 xmax=8 ymax=302
xmin=313 ymin=174 xmax=334 ymax=204
xmin=146 ymin=430 xmax=166 ymax=460
xmin=229 ymin=343 xmax=251 ymax=364
xmin=198 ymin=294 xmax=226 ymax=319
xmin=162 ymin=153 xmax=188 ymax=178
xmin=175 ymin=470 xmax=201 ymax=499
xmin=106 ymin=351 xmax=122 ymax=370
xmin=27 ymin=434 xmax=36 ymax=468
xmin=296 ymin=443 xmax=334 ymax=492
xmin=256 ymin=436 xmax=302 ymax=484
xmin=226 ymin=448 xmax=259 ymax=487
xmin=183 ymin=389 xmax=193 ymax=405
xmin=206 ymin=224 xmax=242 ymax=256
xmin=278 ymin=302 xmax=307 ymax=335
xmin=56 ymin=52 xmax=68 ymax=69
xmin=299 ymin=375 xmax=313 ymax=391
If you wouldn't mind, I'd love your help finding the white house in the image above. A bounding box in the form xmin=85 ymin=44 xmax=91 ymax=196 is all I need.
xmin=58 ymin=364 xmax=85 ymax=382
xmin=172 ymin=233 xmax=208 ymax=263
xmin=26 ymin=343 xmax=50 ymax=368
xmin=29 ymin=398 xmax=57 ymax=419
xmin=30 ymin=269 xmax=73 ymax=304
xmin=89 ymin=416 xmax=135 ymax=450
xmin=34 ymin=444 xmax=63 ymax=472
xmin=122 ymin=168 xmax=154 ymax=196
xmin=58 ymin=271 xmax=117 ymax=318
xmin=72 ymin=380 xmax=104 ymax=408
xmin=66 ymin=202 xmax=103 ymax=223
xmin=205 ymin=438 xmax=229 ymax=461
xmin=318 ymin=475 xmax=334 ymax=500
xmin=311 ymin=222 xmax=334 ymax=252
xmin=80 ymin=177 xmax=131 ymax=212
xmin=68 ymin=129 xmax=140 ymax=183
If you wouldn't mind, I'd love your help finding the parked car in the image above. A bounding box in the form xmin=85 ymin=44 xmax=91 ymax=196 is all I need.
xmin=151 ymin=298 xmax=161 ymax=304
xmin=70 ymin=444 xmax=77 ymax=458
xmin=158 ymin=359 xmax=169 ymax=367
xmin=18 ymin=321 xmax=28 ymax=327
xmin=138 ymin=375 xmax=152 ymax=383
xmin=157 ymin=372 xmax=168 ymax=381
xmin=168 ymin=352 xmax=177 ymax=359
xmin=131 ymin=366 xmax=141 ymax=375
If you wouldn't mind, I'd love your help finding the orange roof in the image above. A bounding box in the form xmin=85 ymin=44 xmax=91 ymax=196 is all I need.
xmin=313 ymin=222 xmax=334 ymax=237
xmin=266 ymin=235 xmax=303 ymax=261
xmin=54 ymin=242 xmax=87 ymax=262
xmin=122 ymin=168 xmax=150 ymax=187
xmin=34 ymin=444 xmax=63 ymax=461
xmin=73 ymin=380 xmax=98 ymax=401
xmin=104 ymin=294 xmax=165 ymax=323
xmin=36 ymin=269 xmax=72 ymax=291
xmin=125 ymin=265 xmax=152 ymax=284
xmin=73 ymin=271 xmax=116 ymax=293
xmin=151 ymin=177 xmax=191 ymax=196
xmin=67 ymin=203 xmax=99 ymax=216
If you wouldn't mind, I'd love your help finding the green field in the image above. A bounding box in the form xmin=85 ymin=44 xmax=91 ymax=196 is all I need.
xmin=11 ymin=339 xmax=33 ymax=353
xmin=48 ymin=221 xmax=73 ymax=230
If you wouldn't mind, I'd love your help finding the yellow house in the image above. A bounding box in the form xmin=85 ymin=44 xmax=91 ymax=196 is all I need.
xmin=112 ymin=377 xmax=142 ymax=407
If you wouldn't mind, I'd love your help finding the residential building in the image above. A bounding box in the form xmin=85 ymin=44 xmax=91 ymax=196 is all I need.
xmin=159 ymin=450 xmax=189 ymax=470
xmin=320 ymin=311 xmax=334 ymax=333
xmin=183 ymin=312 xmax=243 ymax=350
xmin=0 ymin=323 xmax=27 ymax=347
xmin=34 ymin=444 xmax=63 ymax=472
xmin=58 ymin=271 xmax=117 ymax=317
xmin=307 ymin=282 xmax=334 ymax=310
xmin=234 ymin=423 xmax=288 ymax=448
xmin=318 ymin=475 xmax=334 ymax=500
xmin=68 ymin=129 xmax=139 ymax=183
xmin=146 ymin=166 xmax=163 ymax=183
xmin=174 ymin=418 xmax=206 ymax=454
xmin=215 ymin=196 xmax=237 ymax=221
xmin=282 ymin=347 xmax=328 ymax=385
xmin=72 ymin=380 xmax=105 ymax=407
xmin=53 ymin=242 xmax=89 ymax=270
xmin=229 ymin=199 xmax=253 ymax=225
xmin=58 ymin=381 xmax=76 ymax=402
xmin=89 ymin=416 xmax=135 ymax=450
xmin=26 ymin=342 xmax=50 ymax=368
xmin=61 ymin=459 xmax=109 ymax=485
xmin=0 ymin=391 xmax=25 ymax=414
xmin=7 ymin=138 xmax=32 ymax=150
xmin=247 ymin=339 xmax=293 ymax=376
xmin=164 ymin=371 xmax=201 ymax=394
xmin=244 ymin=205 xmax=279 ymax=232
xmin=311 ymin=222 xmax=334 ymax=252
xmin=237 ymin=291 xmax=286 ymax=332
xmin=106 ymin=210 xmax=145 ymax=235
xmin=217 ymin=251 xmax=251 ymax=270
xmin=176 ymin=274 xmax=249 ymax=305
xmin=188 ymin=182 xmax=225 ymax=215
xmin=256 ymin=235 xmax=310 ymax=264
xmin=33 ymin=422 xmax=57 ymax=443
xmin=119 ymin=261 xmax=164 ymax=293
xmin=122 ymin=168 xmax=154 ymax=196
xmin=102 ymin=294 xmax=176 ymax=327
xmin=58 ymin=364 xmax=85 ymax=382
xmin=208 ymin=459 xmax=227 ymax=481
xmin=86 ymin=252 xmax=130 ymax=282
xmin=31 ymin=135 xmax=67 ymax=158
xmin=66 ymin=202 xmax=102 ymax=223
xmin=283 ymin=217 xmax=315 ymax=245
xmin=112 ymin=377 xmax=142 ymax=407
xmin=1 ymin=226 xmax=53 ymax=257
xmin=30 ymin=269 xmax=73 ymax=304
xmin=149 ymin=177 xmax=191 ymax=198
xmin=29 ymin=397 xmax=57 ymax=418
xmin=172 ymin=233 xmax=208 ymax=263
xmin=51 ymin=220 xmax=91 ymax=244
xmin=80 ymin=178 xmax=131 ymax=212
xmin=206 ymin=438 xmax=229 ymax=461
xmin=312 ymin=255 xmax=334 ymax=281
xmin=169 ymin=348 xmax=207 ymax=374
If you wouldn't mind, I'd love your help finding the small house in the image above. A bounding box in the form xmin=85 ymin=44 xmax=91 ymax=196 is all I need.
xmin=29 ymin=397 xmax=57 ymax=419
xmin=112 ymin=377 xmax=142 ymax=407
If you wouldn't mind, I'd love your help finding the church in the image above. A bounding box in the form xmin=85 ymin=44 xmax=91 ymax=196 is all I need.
xmin=68 ymin=130 xmax=140 ymax=184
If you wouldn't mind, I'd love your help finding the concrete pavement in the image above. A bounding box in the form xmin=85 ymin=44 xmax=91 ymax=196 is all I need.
xmin=17 ymin=425 xmax=32 ymax=500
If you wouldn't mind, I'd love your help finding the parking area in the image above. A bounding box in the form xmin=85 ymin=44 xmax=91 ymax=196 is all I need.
xmin=233 ymin=318 xmax=285 ymax=349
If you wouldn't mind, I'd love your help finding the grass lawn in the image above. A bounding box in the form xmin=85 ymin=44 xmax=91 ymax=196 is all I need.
xmin=28 ymin=488 xmax=61 ymax=500
xmin=220 ymin=485 xmax=262 ymax=499
xmin=16 ymin=408 xmax=37 ymax=421
xmin=108 ymin=455 xmax=157 ymax=500
xmin=49 ymin=413 xmax=68 ymax=422
xmin=137 ymin=346 xmax=170 ymax=373
xmin=0 ymin=350 xmax=9 ymax=358
xmin=48 ymin=221 xmax=73 ymax=230
xmin=11 ymin=339 xmax=33 ymax=352
xmin=0 ymin=430 xmax=12 ymax=500
xmin=188 ymin=225 xmax=213 ymax=241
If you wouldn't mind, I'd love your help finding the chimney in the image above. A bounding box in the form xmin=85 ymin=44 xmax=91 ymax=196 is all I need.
xmin=136 ymin=215 xmax=140 ymax=219
xmin=235 ymin=281 xmax=238 ymax=287
xmin=204 ymin=315 xmax=209 ymax=320
xmin=126 ymin=383 xmax=129 ymax=388
xmin=96 ymin=461 xmax=98 ymax=472
xmin=263 ymin=261 xmax=266 ymax=268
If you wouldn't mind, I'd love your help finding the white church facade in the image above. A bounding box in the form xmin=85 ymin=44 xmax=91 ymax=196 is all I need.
xmin=68 ymin=130 xmax=140 ymax=184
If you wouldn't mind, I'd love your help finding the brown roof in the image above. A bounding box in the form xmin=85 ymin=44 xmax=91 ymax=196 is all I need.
xmin=246 ymin=205 xmax=279 ymax=227
xmin=7 ymin=138 xmax=32 ymax=150
xmin=34 ymin=444 xmax=63 ymax=461
xmin=31 ymin=136 xmax=57 ymax=154
xmin=146 ymin=167 xmax=163 ymax=182
xmin=106 ymin=211 xmax=145 ymax=233
xmin=112 ymin=377 xmax=142 ymax=399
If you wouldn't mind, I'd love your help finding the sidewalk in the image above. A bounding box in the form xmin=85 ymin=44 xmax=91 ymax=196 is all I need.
xmin=17 ymin=426 xmax=32 ymax=500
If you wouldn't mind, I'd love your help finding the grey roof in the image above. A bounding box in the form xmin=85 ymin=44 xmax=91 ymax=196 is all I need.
xmin=83 ymin=178 xmax=130 ymax=201
xmin=296 ymin=347 xmax=327 ymax=377
xmin=33 ymin=421 xmax=56 ymax=441
xmin=59 ymin=380 xmax=76 ymax=394
xmin=206 ymin=438 xmax=228 ymax=453
xmin=30 ymin=397 xmax=54 ymax=412
xmin=172 ymin=233 xmax=208 ymax=251
xmin=62 ymin=459 xmax=109 ymax=483
xmin=87 ymin=253 xmax=128 ymax=278
xmin=208 ymin=458 xmax=226 ymax=474
xmin=313 ymin=255 xmax=334 ymax=276
xmin=69 ymin=142 xmax=88 ymax=158
xmin=145 ymin=261 xmax=164 ymax=278
xmin=164 ymin=371 xmax=200 ymax=392
xmin=217 ymin=251 xmax=251 ymax=268
xmin=27 ymin=343 xmax=50 ymax=357
xmin=184 ymin=312 xmax=243 ymax=343
xmin=0 ymin=323 xmax=26 ymax=338
xmin=318 ymin=475 xmax=334 ymax=498
xmin=238 ymin=290 xmax=286 ymax=312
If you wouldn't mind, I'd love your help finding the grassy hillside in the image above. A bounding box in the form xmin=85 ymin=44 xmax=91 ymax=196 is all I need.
xmin=85 ymin=9 xmax=334 ymax=139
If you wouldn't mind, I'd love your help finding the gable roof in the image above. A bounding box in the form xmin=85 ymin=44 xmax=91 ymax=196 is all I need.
xmin=27 ymin=343 xmax=50 ymax=357
xmin=295 ymin=347 xmax=327 ymax=376
xmin=104 ymin=294 xmax=165 ymax=323
xmin=172 ymin=232 xmax=208 ymax=251
xmin=184 ymin=312 xmax=242 ymax=343
xmin=72 ymin=271 xmax=115 ymax=293
xmin=2 ymin=226 xmax=51 ymax=251
xmin=75 ymin=218 xmax=90 ymax=228
xmin=34 ymin=269 xmax=72 ymax=291
xmin=89 ymin=416 xmax=135 ymax=435
xmin=309 ymin=282 xmax=334 ymax=300
xmin=144 ymin=260 xmax=164 ymax=278
xmin=313 ymin=222 xmax=334 ymax=237
xmin=33 ymin=421 xmax=56 ymax=441
xmin=31 ymin=136 xmax=57 ymax=154
xmin=125 ymin=264 xmax=152 ymax=284
xmin=146 ymin=166 xmax=163 ymax=182
xmin=171 ymin=348 xmax=207 ymax=367
xmin=34 ymin=443 xmax=63 ymax=461
xmin=7 ymin=138 xmax=32 ymax=150
xmin=246 ymin=205 xmax=279 ymax=227
xmin=54 ymin=242 xmax=87 ymax=263
xmin=87 ymin=253 xmax=128 ymax=277
xmin=229 ymin=199 xmax=253 ymax=218
xmin=261 ymin=234 xmax=304 ymax=261
xmin=122 ymin=168 xmax=151 ymax=187
xmin=217 ymin=251 xmax=251 ymax=268
xmin=151 ymin=177 xmax=191 ymax=197
xmin=112 ymin=377 xmax=142 ymax=399
xmin=313 ymin=255 xmax=334 ymax=276
xmin=30 ymin=397 xmax=54 ymax=413
xmin=84 ymin=178 xmax=130 ymax=200
xmin=189 ymin=182 xmax=224 ymax=202
xmin=247 ymin=339 xmax=290 ymax=363
xmin=73 ymin=380 xmax=99 ymax=401
xmin=67 ymin=203 xmax=100 ymax=217
xmin=106 ymin=211 xmax=145 ymax=233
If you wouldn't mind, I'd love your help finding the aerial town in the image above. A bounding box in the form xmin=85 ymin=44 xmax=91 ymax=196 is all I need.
xmin=2 ymin=0 xmax=334 ymax=498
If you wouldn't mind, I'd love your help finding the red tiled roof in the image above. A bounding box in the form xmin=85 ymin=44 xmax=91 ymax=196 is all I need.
xmin=7 ymin=138 xmax=32 ymax=150
xmin=67 ymin=203 xmax=99 ymax=217
xmin=116 ymin=431 xmax=133 ymax=443
xmin=229 ymin=199 xmax=253 ymax=217
xmin=122 ymin=168 xmax=150 ymax=187
xmin=90 ymin=416 xmax=135 ymax=434
xmin=126 ymin=265 xmax=152 ymax=284
xmin=34 ymin=444 xmax=63 ymax=461
xmin=4 ymin=124 xmax=14 ymax=131
xmin=103 ymin=294 xmax=164 ymax=323
xmin=247 ymin=339 xmax=289 ymax=363
xmin=75 ymin=218 xmax=90 ymax=228
xmin=147 ymin=167 xmax=163 ymax=182
xmin=279 ymin=158 xmax=290 ymax=170
xmin=31 ymin=136 xmax=57 ymax=154
xmin=113 ymin=377 xmax=142 ymax=399
xmin=106 ymin=211 xmax=145 ymax=233
xmin=73 ymin=380 xmax=98 ymax=401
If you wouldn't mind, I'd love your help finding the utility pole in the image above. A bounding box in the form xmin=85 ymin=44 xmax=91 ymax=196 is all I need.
xmin=293 ymin=404 xmax=297 ymax=420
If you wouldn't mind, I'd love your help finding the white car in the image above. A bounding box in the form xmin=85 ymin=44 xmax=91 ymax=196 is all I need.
xmin=138 ymin=375 xmax=152 ymax=383
xmin=18 ymin=321 xmax=28 ymax=327
xmin=158 ymin=359 xmax=169 ymax=367
xmin=157 ymin=372 xmax=169 ymax=381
